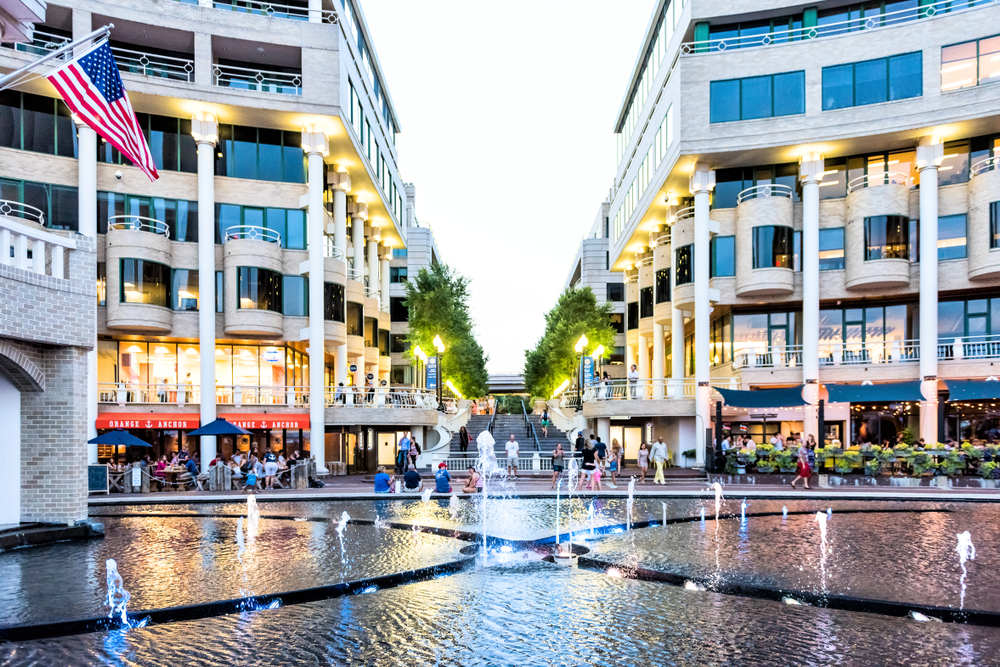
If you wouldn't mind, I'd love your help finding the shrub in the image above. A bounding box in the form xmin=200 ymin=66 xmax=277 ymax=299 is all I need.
xmin=979 ymin=461 xmax=1000 ymax=480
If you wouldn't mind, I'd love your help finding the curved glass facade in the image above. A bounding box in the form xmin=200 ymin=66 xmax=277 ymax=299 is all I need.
xmin=752 ymin=226 xmax=794 ymax=269
xmin=864 ymin=216 xmax=909 ymax=260
xmin=675 ymin=245 xmax=693 ymax=286
xmin=120 ymin=258 xmax=170 ymax=307
xmin=237 ymin=267 xmax=283 ymax=312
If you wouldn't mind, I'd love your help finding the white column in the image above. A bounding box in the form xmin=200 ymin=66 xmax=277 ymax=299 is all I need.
xmin=352 ymin=214 xmax=365 ymax=282
xmin=918 ymin=137 xmax=943 ymax=444
xmin=192 ymin=115 xmax=218 ymax=473
xmin=691 ymin=165 xmax=715 ymax=467
xmin=653 ymin=323 xmax=665 ymax=398
xmin=331 ymin=169 xmax=349 ymax=389
xmin=307 ymin=0 xmax=321 ymax=22
xmin=380 ymin=252 xmax=390 ymax=313
xmin=304 ymin=127 xmax=329 ymax=473
xmin=367 ymin=238 xmax=378 ymax=299
xmin=800 ymin=155 xmax=824 ymax=440
xmin=626 ymin=344 xmax=636 ymax=370
xmin=78 ymin=123 xmax=98 ymax=462
xmin=332 ymin=189 xmax=348 ymax=258
xmin=637 ymin=333 xmax=649 ymax=398
xmin=596 ymin=417 xmax=611 ymax=446
xmin=671 ymin=304 xmax=684 ymax=397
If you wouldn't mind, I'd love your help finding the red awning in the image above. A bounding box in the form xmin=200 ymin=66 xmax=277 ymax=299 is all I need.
xmin=96 ymin=413 xmax=201 ymax=429
xmin=218 ymin=413 xmax=310 ymax=430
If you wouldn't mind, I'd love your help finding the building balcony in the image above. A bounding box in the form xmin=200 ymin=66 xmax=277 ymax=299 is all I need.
xmin=1 ymin=28 xmax=71 ymax=61
xmin=968 ymin=157 xmax=1000 ymax=279
xmin=729 ymin=337 xmax=1000 ymax=371
xmin=845 ymin=173 xmax=911 ymax=290
xmin=186 ymin=0 xmax=339 ymax=25
xmin=98 ymin=383 xmax=308 ymax=407
xmin=562 ymin=379 xmax=736 ymax=419
xmin=111 ymin=45 xmax=195 ymax=83
xmin=108 ymin=215 xmax=171 ymax=238
xmin=735 ymin=184 xmax=794 ymax=297
xmin=106 ymin=216 xmax=173 ymax=333
xmin=0 ymin=200 xmax=76 ymax=279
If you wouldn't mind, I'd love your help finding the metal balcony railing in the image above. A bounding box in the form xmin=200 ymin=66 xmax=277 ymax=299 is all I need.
xmin=737 ymin=183 xmax=794 ymax=204
xmin=971 ymin=157 xmax=1000 ymax=177
xmin=326 ymin=385 xmax=437 ymax=408
xmin=224 ymin=225 xmax=281 ymax=244
xmin=680 ymin=0 xmax=998 ymax=55
xmin=324 ymin=237 xmax=345 ymax=260
xmin=111 ymin=45 xmax=195 ymax=83
xmin=108 ymin=215 xmax=170 ymax=238
xmin=213 ymin=63 xmax=302 ymax=96
xmin=210 ymin=0 xmax=338 ymax=24
xmin=655 ymin=232 xmax=671 ymax=247
xmin=0 ymin=199 xmax=45 ymax=225
xmin=672 ymin=206 xmax=695 ymax=225
xmin=847 ymin=172 xmax=910 ymax=194
xmin=1 ymin=29 xmax=71 ymax=60
xmin=99 ymin=383 xmax=310 ymax=406
xmin=347 ymin=268 xmax=363 ymax=282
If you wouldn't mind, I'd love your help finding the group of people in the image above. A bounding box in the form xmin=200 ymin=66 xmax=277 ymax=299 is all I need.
xmin=393 ymin=431 xmax=422 ymax=473
xmin=374 ymin=462 xmax=483 ymax=494
xmin=469 ymin=396 xmax=495 ymax=415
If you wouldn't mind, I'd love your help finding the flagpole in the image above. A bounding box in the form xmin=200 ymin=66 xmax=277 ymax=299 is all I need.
xmin=0 ymin=24 xmax=114 ymax=91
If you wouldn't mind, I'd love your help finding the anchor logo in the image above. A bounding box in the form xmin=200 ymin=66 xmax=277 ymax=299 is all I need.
xmin=145 ymin=420 xmax=153 ymax=428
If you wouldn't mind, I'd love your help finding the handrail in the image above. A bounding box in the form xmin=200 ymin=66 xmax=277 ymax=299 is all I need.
xmin=971 ymin=157 xmax=1000 ymax=177
xmin=847 ymin=171 xmax=909 ymax=194
xmin=637 ymin=255 xmax=654 ymax=267
xmin=208 ymin=0 xmax=339 ymax=24
xmin=654 ymin=232 xmax=671 ymax=247
xmin=520 ymin=398 xmax=540 ymax=452
xmin=2 ymin=29 xmax=72 ymax=60
xmin=224 ymin=225 xmax=281 ymax=244
xmin=347 ymin=268 xmax=363 ymax=282
xmin=110 ymin=45 xmax=195 ymax=82
xmin=108 ymin=215 xmax=170 ymax=238
xmin=213 ymin=63 xmax=302 ymax=96
xmin=0 ymin=199 xmax=45 ymax=225
xmin=326 ymin=385 xmax=437 ymax=408
xmin=673 ymin=206 xmax=695 ymax=225
xmin=737 ymin=184 xmax=793 ymax=204
xmin=679 ymin=0 xmax=997 ymax=55
xmin=324 ymin=238 xmax=344 ymax=260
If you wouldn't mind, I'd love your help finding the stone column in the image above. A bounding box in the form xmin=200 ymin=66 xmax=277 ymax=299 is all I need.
xmin=637 ymin=333 xmax=649 ymax=398
xmin=596 ymin=417 xmax=611 ymax=446
xmin=671 ymin=305 xmax=684 ymax=397
xmin=192 ymin=114 xmax=218 ymax=472
xmin=367 ymin=237 xmax=379 ymax=299
xmin=329 ymin=166 xmax=349 ymax=389
xmin=304 ymin=127 xmax=329 ymax=474
xmin=652 ymin=323 xmax=665 ymax=398
xmin=351 ymin=207 xmax=366 ymax=283
xmin=690 ymin=165 xmax=715 ymax=467
xmin=308 ymin=0 xmax=321 ymax=22
xmin=800 ymin=154 xmax=824 ymax=440
xmin=380 ymin=248 xmax=390 ymax=313
xmin=918 ymin=137 xmax=943 ymax=444
xmin=77 ymin=121 xmax=98 ymax=461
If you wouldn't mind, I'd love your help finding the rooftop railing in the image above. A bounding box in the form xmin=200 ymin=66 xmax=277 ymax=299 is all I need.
xmin=210 ymin=0 xmax=338 ymax=24
xmin=680 ymin=0 xmax=997 ymax=55
xmin=846 ymin=172 xmax=910 ymax=194
xmin=0 ymin=199 xmax=45 ymax=226
xmin=326 ymin=386 xmax=437 ymax=408
xmin=108 ymin=215 xmax=170 ymax=238
xmin=111 ymin=45 xmax=195 ymax=83
xmin=213 ymin=63 xmax=302 ymax=96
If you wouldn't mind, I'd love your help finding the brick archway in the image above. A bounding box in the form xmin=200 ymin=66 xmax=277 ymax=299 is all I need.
xmin=0 ymin=341 xmax=44 ymax=393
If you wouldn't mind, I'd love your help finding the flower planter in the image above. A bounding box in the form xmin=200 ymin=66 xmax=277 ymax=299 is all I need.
xmin=736 ymin=466 xmax=746 ymax=475
xmin=978 ymin=479 xmax=999 ymax=489
xmin=817 ymin=474 xmax=829 ymax=488
xmin=779 ymin=467 xmax=796 ymax=474
xmin=889 ymin=477 xmax=923 ymax=487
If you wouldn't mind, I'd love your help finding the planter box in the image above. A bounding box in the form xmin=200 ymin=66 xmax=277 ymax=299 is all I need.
xmin=736 ymin=466 xmax=746 ymax=475
xmin=935 ymin=475 xmax=951 ymax=490
xmin=817 ymin=474 xmax=829 ymax=488
xmin=977 ymin=479 xmax=999 ymax=489
xmin=889 ymin=477 xmax=923 ymax=487
xmin=779 ymin=467 xmax=796 ymax=473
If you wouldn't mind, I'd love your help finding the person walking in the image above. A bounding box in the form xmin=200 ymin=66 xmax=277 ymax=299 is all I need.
xmin=409 ymin=438 xmax=421 ymax=467
xmin=582 ymin=441 xmax=597 ymax=490
xmin=470 ymin=400 xmax=479 ymax=416
xmin=790 ymin=440 xmax=812 ymax=490
xmin=540 ymin=409 xmax=550 ymax=438
xmin=550 ymin=443 xmax=565 ymax=489
xmin=608 ymin=439 xmax=623 ymax=489
xmin=458 ymin=426 xmax=470 ymax=456
xmin=263 ymin=447 xmax=278 ymax=490
xmin=637 ymin=442 xmax=649 ymax=484
xmin=650 ymin=437 xmax=668 ymax=485
xmin=505 ymin=434 xmax=520 ymax=479
xmin=575 ymin=430 xmax=585 ymax=454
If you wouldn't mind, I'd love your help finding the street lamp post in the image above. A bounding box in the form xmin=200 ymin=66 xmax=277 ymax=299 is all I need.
xmin=433 ymin=334 xmax=445 ymax=411
xmin=574 ymin=334 xmax=588 ymax=411
xmin=414 ymin=345 xmax=427 ymax=390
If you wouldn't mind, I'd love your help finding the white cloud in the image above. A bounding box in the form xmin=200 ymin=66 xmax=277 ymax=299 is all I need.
xmin=362 ymin=0 xmax=653 ymax=374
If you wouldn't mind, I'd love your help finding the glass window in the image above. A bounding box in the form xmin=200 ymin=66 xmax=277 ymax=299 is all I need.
xmin=286 ymin=210 xmax=306 ymax=250
xmin=819 ymin=157 xmax=847 ymax=199
xmin=609 ymin=313 xmax=624 ymax=334
xmin=773 ymin=71 xmax=805 ymax=117
xmin=324 ymin=282 xmax=345 ymax=322
xmin=938 ymin=214 xmax=967 ymax=259
xmin=740 ymin=75 xmax=772 ymax=120
xmin=49 ymin=185 xmax=78 ymax=231
xmin=233 ymin=126 xmax=258 ymax=180
xmin=0 ymin=90 xmax=20 ymax=149
xmin=864 ymin=215 xmax=909 ymax=260
xmin=257 ymin=128 xmax=282 ymax=182
xmin=855 ymin=58 xmax=888 ymax=106
xmin=889 ymin=52 xmax=923 ymax=101
xmin=752 ymin=226 xmax=794 ymax=269
xmin=392 ymin=247 xmax=407 ymax=258
xmin=119 ymin=341 xmax=149 ymax=386
xmin=390 ymin=266 xmax=407 ymax=283
xmin=711 ymin=236 xmax=736 ymax=277
xmin=675 ymin=244 xmax=694 ymax=285
xmin=822 ymin=64 xmax=854 ymax=110
xmin=991 ymin=202 xmax=1000 ymax=249
xmin=120 ymin=258 xmax=170 ymax=307
xmin=942 ymin=40 xmax=978 ymax=91
xmin=607 ymin=283 xmax=624 ymax=301
xmin=980 ymin=35 xmax=1000 ymax=86
xmin=171 ymin=269 xmax=200 ymax=311
xmin=282 ymin=131 xmax=305 ymax=184
xmin=938 ymin=301 xmax=965 ymax=339
xmin=709 ymin=80 xmax=740 ymax=123
xmin=391 ymin=335 xmax=409 ymax=353
xmin=233 ymin=346 xmax=259 ymax=387
xmin=347 ymin=301 xmax=364 ymax=335
xmin=380 ymin=329 xmax=390 ymax=356
xmin=390 ymin=296 xmax=408 ymax=322
xmin=818 ymin=228 xmax=845 ymax=270
xmin=216 ymin=271 xmax=224 ymax=313
xmin=627 ymin=302 xmax=639 ymax=330
xmin=21 ymin=93 xmax=55 ymax=155
xmin=365 ymin=316 xmax=377 ymax=347
xmin=283 ymin=275 xmax=308 ymax=316
xmin=97 ymin=262 xmax=106 ymax=306
xmin=655 ymin=268 xmax=671 ymax=303
xmin=55 ymin=100 xmax=77 ymax=159
xmin=640 ymin=287 xmax=653 ymax=318
xmin=237 ymin=266 xmax=282 ymax=312
xmin=939 ymin=140 xmax=970 ymax=185
xmin=216 ymin=203 xmax=240 ymax=244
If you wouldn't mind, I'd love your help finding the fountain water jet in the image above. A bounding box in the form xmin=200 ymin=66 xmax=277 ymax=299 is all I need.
xmin=449 ymin=493 xmax=460 ymax=520
xmin=246 ymin=496 xmax=260 ymax=542
xmin=782 ymin=506 xmax=788 ymax=520
xmin=626 ymin=477 xmax=636 ymax=531
xmin=105 ymin=559 xmax=130 ymax=625
xmin=815 ymin=511 xmax=829 ymax=594
xmin=956 ymin=531 xmax=976 ymax=611
xmin=421 ymin=488 xmax=433 ymax=504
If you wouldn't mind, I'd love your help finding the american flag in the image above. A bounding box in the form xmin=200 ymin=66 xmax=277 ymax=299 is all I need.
xmin=46 ymin=41 xmax=158 ymax=181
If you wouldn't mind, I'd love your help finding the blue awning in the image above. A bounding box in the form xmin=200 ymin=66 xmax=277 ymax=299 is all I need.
xmin=825 ymin=381 xmax=924 ymax=403
xmin=714 ymin=385 xmax=807 ymax=408
xmin=946 ymin=380 xmax=1000 ymax=402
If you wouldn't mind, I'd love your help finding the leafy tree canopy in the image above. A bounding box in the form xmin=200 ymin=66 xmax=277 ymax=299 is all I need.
xmin=404 ymin=263 xmax=490 ymax=398
xmin=523 ymin=286 xmax=616 ymax=399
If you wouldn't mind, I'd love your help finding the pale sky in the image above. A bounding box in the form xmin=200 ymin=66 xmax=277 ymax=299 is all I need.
xmin=362 ymin=0 xmax=654 ymax=373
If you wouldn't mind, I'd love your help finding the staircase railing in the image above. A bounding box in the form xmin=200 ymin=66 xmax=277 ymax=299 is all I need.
xmin=521 ymin=398 xmax=540 ymax=452
xmin=487 ymin=404 xmax=498 ymax=435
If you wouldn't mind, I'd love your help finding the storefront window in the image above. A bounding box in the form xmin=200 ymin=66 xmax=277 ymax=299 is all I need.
xmin=234 ymin=346 xmax=260 ymax=386
xmin=97 ymin=340 xmax=119 ymax=385
xmin=171 ymin=269 xmax=200 ymax=311
xmin=120 ymin=258 xmax=170 ymax=306
xmin=260 ymin=346 xmax=286 ymax=387
xmin=118 ymin=342 xmax=149 ymax=386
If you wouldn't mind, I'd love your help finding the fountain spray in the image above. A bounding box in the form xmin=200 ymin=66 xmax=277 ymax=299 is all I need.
xmin=782 ymin=506 xmax=788 ymax=520
xmin=246 ymin=495 xmax=260 ymax=542
xmin=105 ymin=559 xmax=130 ymax=626
xmin=712 ymin=482 xmax=723 ymax=523
xmin=449 ymin=493 xmax=460 ymax=521
xmin=956 ymin=531 xmax=976 ymax=611
xmin=421 ymin=488 xmax=432 ymax=504
xmin=740 ymin=498 xmax=747 ymax=526
xmin=815 ymin=511 xmax=829 ymax=594
xmin=626 ymin=477 xmax=636 ymax=531
xmin=336 ymin=510 xmax=351 ymax=563
xmin=588 ymin=500 xmax=596 ymax=537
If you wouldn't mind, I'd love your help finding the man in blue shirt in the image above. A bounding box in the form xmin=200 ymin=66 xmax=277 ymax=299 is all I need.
xmin=374 ymin=466 xmax=393 ymax=493
xmin=435 ymin=463 xmax=451 ymax=493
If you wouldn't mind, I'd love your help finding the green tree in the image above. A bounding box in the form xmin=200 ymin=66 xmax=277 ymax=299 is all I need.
xmin=404 ymin=263 xmax=490 ymax=398
xmin=523 ymin=286 xmax=616 ymax=399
